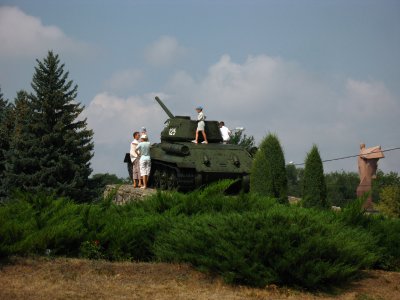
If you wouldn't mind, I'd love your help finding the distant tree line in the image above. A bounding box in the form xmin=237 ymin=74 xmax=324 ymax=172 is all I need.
xmin=250 ymin=132 xmax=400 ymax=216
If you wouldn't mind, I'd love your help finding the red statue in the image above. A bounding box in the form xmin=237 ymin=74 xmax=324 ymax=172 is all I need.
xmin=356 ymin=143 xmax=384 ymax=209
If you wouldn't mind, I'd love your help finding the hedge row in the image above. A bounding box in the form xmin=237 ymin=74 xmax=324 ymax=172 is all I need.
xmin=0 ymin=182 xmax=399 ymax=289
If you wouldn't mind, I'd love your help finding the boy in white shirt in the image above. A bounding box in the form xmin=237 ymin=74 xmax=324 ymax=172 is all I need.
xmin=219 ymin=121 xmax=231 ymax=144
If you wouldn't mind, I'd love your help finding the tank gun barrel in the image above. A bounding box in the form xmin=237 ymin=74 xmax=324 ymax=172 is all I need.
xmin=155 ymin=96 xmax=174 ymax=119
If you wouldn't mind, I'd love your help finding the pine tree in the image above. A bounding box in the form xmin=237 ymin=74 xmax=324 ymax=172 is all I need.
xmin=250 ymin=133 xmax=288 ymax=204
xmin=302 ymin=145 xmax=327 ymax=208
xmin=4 ymin=52 xmax=94 ymax=201
xmin=0 ymin=87 xmax=15 ymax=199
xmin=1 ymin=91 xmax=33 ymax=199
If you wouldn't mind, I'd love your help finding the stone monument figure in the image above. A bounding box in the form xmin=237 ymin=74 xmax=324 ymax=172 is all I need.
xmin=356 ymin=143 xmax=384 ymax=209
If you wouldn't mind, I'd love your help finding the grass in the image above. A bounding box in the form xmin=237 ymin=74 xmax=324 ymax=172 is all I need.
xmin=0 ymin=257 xmax=399 ymax=300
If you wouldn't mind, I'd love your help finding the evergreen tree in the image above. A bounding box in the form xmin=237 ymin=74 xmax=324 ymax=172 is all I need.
xmin=302 ymin=145 xmax=327 ymax=208
xmin=230 ymin=129 xmax=256 ymax=153
xmin=0 ymin=87 xmax=15 ymax=199
xmin=1 ymin=91 xmax=33 ymax=199
xmin=250 ymin=133 xmax=288 ymax=204
xmin=4 ymin=52 xmax=94 ymax=201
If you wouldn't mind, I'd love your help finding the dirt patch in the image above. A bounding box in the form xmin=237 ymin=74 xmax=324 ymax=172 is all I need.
xmin=0 ymin=257 xmax=398 ymax=300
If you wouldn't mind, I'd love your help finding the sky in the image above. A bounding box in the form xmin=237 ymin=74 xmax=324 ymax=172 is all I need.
xmin=0 ymin=0 xmax=399 ymax=178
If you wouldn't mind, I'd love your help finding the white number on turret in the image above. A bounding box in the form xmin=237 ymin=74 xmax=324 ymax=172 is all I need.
xmin=169 ymin=128 xmax=177 ymax=136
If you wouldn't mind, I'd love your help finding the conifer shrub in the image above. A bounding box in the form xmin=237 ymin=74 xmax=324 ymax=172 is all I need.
xmin=1 ymin=183 xmax=399 ymax=289
xmin=338 ymin=195 xmax=400 ymax=271
xmin=154 ymin=205 xmax=377 ymax=289
xmin=250 ymin=133 xmax=288 ymax=204
xmin=0 ymin=192 xmax=86 ymax=257
xmin=368 ymin=216 xmax=400 ymax=271
xmin=302 ymin=145 xmax=328 ymax=208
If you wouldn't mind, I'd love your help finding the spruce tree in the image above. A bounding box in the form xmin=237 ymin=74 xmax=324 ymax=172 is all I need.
xmin=250 ymin=133 xmax=288 ymax=204
xmin=302 ymin=145 xmax=327 ymax=208
xmin=1 ymin=91 xmax=34 ymax=199
xmin=4 ymin=52 xmax=94 ymax=201
xmin=0 ymin=87 xmax=15 ymax=200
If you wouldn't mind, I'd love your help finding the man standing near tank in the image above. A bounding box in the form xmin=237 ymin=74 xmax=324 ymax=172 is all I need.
xmin=130 ymin=131 xmax=142 ymax=188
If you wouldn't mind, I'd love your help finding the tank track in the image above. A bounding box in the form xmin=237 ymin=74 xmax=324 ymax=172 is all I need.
xmin=150 ymin=160 xmax=198 ymax=192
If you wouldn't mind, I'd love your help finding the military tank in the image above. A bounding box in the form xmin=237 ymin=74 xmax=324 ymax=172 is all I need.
xmin=123 ymin=96 xmax=254 ymax=191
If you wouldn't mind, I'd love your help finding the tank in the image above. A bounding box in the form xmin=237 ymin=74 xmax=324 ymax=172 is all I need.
xmin=124 ymin=96 xmax=254 ymax=191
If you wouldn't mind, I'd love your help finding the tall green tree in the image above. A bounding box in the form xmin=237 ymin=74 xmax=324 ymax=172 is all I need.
xmin=1 ymin=91 xmax=33 ymax=199
xmin=4 ymin=52 xmax=94 ymax=201
xmin=250 ymin=133 xmax=288 ymax=204
xmin=302 ymin=145 xmax=327 ymax=208
xmin=0 ymin=87 xmax=15 ymax=200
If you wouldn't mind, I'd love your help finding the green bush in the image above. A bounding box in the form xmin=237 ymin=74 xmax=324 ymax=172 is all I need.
xmin=377 ymin=186 xmax=400 ymax=218
xmin=1 ymin=182 xmax=399 ymax=290
xmin=339 ymin=195 xmax=400 ymax=271
xmin=250 ymin=133 xmax=288 ymax=204
xmin=302 ymin=145 xmax=327 ymax=209
xmin=154 ymin=205 xmax=377 ymax=289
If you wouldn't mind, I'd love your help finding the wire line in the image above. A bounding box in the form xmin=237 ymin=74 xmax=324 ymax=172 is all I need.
xmin=293 ymin=147 xmax=400 ymax=166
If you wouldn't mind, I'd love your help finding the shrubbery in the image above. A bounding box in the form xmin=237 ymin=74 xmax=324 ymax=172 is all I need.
xmin=250 ymin=133 xmax=288 ymax=204
xmin=0 ymin=181 xmax=399 ymax=290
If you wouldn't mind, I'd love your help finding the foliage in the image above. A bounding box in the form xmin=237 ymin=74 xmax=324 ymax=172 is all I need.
xmin=2 ymin=52 xmax=94 ymax=202
xmin=88 ymin=173 xmax=126 ymax=201
xmin=229 ymin=129 xmax=255 ymax=153
xmin=302 ymin=145 xmax=328 ymax=209
xmin=377 ymin=186 xmax=400 ymax=218
xmin=372 ymin=170 xmax=400 ymax=202
xmin=325 ymin=171 xmax=359 ymax=207
xmin=338 ymin=194 xmax=400 ymax=270
xmin=79 ymin=240 xmax=104 ymax=259
xmin=1 ymin=91 xmax=31 ymax=200
xmin=286 ymin=164 xmax=303 ymax=197
xmin=0 ymin=88 xmax=15 ymax=200
xmin=1 ymin=181 xmax=399 ymax=289
xmin=250 ymin=133 xmax=288 ymax=204
xmin=155 ymin=207 xmax=376 ymax=289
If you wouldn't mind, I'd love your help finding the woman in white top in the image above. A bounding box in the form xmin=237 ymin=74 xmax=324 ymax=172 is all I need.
xmin=135 ymin=134 xmax=151 ymax=189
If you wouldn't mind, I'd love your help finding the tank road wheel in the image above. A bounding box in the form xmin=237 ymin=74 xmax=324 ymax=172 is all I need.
xmin=167 ymin=169 xmax=178 ymax=190
xmin=153 ymin=169 xmax=161 ymax=189
xmin=160 ymin=169 xmax=168 ymax=190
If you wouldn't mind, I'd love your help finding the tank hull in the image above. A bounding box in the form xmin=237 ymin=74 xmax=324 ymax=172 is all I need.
xmin=149 ymin=142 xmax=253 ymax=191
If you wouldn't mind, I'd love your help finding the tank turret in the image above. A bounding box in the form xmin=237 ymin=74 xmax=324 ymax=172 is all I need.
xmin=155 ymin=96 xmax=222 ymax=144
xmin=124 ymin=96 xmax=253 ymax=191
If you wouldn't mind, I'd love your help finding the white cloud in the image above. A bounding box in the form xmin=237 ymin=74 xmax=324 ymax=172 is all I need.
xmin=164 ymin=54 xmax=400 ymax=173
xmin=104 ymin=69 xmax=143 ymax=92
xmin=341 ymin=79 xmax=398 ymax=118
xmin=84 ymin=92 xmax=167 ymax=144
xmin=84 ymin=92 xmax=170 ymax=175
xmin=86 ymin=54 xmax=400 ymax=176
xmin=0 ymin=6 xmax=90 ymax=58
xmin=145 ymin=35 xmax=186 ymax=66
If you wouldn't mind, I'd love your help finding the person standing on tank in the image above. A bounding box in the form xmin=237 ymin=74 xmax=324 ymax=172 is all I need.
xmin=136 ymin=134 xmax=151 ymax=189
xmin=192 ymin=106 xmax=208 ymax=144
xmin=130 ymin=131 xmax=142 ymax=188
xmin=219 ymin=121 xmax=231 ymax=144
